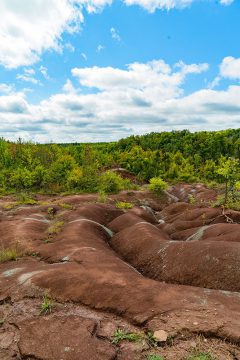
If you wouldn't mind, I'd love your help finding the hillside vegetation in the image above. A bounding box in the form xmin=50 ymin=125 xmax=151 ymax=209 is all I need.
xmin=0 ymin=129 xmax=239 ymax=198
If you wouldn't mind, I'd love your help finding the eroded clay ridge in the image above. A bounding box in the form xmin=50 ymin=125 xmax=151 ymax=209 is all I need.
xmin=0 ymin=192 xmax=240 ymax=359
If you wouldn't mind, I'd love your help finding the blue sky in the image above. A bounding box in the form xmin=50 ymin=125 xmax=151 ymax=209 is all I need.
xmin=0 ymin=0 xmax=240 ymax=142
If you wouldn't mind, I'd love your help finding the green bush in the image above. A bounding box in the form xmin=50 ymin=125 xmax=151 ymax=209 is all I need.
xmin=98 ymin=171 xmax=129 ymax=194
xmin=149 ymin=177 xmax=168 ymax=195
xmin=115 ymin=201 xmax=133 ymax=209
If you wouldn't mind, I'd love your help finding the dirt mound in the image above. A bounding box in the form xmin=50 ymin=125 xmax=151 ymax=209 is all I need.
xmin=110 ymin=222 xmax=240 ymax=291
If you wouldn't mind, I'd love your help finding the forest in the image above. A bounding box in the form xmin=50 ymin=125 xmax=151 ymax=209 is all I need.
xmin=0 ymin=128 xmax=239 ymax=198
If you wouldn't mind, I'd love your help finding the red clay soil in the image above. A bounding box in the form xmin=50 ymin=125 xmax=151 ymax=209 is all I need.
xmin=0 ymin=189 xmax=240 ymax=360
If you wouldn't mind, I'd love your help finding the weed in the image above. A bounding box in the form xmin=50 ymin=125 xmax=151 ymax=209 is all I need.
xmin=59 ymin=203 xmax=73 ymax=210
xmin=16 ymin=192 xmax=38 ymax=205
xmin=40 ymin=295 xmax=54 ymax=314
xmin=47 ymin=220 xmax=64 ymax=235
xmin=201 ymin=212 xmax=206 ymax=225
xmin=98 ymin=190 xmax=107 ymax=203
xmin=112 ymin=329 xmax=143 ymax=345
xmin=115 ymin=201 xmax=133 ymax=209
xmin=3 ymin=203 xmax=16 ymax=211
xmin=146 ymin=331 xmax=158 ymax=348
xmin=47 ymin=207 xmax=56 ymax=219
xmin=188 ymin=194 xmax=196 ymax=204
xmin=43 ymin=238 xmax=52 ymax=244
xmin=0 ymin=248 xmax=21 ymax=263
xmin=187 ymin=353 xmax=216 ymax=360
xmin=147 ymin=355 xmax=165 ymax=360
xmin=0 ymin=319 xmax=4 ymax=326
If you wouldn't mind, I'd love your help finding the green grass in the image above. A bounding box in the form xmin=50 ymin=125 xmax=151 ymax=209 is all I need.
xmin=0 ymin=248 xmax=21 ymax=263
xmin=187 ymin=353 xmax=216 ymax=360
xmin=40 ymin=295 xmax=54 ymax=314
xmin=47 ymin=220 xmax=64 ymax=235
xmin=112 ymin=329 xmax=144 ymax=345
xmin=59 ymin=203 xmax=73 ymax=210
xmin=147 ymin=355 xmax=165 ymax=360
xmin=115 ymin=201 xmax=133 ymax=209
xmin=146 ymin=332 xmax=158 ymax=348
xmin=98 ymin=190 xmax=107 ymax=203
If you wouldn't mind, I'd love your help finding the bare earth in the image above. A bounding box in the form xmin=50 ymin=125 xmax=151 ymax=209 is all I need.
xmin=0 ymin=184 xmax=240 ymax=360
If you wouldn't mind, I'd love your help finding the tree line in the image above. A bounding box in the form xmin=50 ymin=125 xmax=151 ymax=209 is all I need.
xmin=0 ymin=129 xmax=239 ymax=195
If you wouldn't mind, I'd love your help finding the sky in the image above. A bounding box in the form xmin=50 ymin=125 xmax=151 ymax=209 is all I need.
xmin=0 ymin=0 xmax=240 ymax=143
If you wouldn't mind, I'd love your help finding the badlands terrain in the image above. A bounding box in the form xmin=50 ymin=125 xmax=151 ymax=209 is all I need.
xmin=0 ymin=184 xmax=240 ymax=360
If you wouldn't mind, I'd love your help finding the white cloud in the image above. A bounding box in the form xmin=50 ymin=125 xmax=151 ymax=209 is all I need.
xmin=40 ymin=66 xmax=50 ymax=80
xmin=63 ymin=79 xmax=78 ymax=94
xmin=0 ymin=83 xmax=14 ymax=95
xmin=96 ymin=44 xmax=105 ymax=52
xmin=219 ymin=0 xmax=234 ymax=5
xmin=110 ymin=27 xmax=121 ymax=41
xmin=16 ymin=68 xmax=40 ymax=85
xmin=0 ymin=0 xmax=111 ymax=69
xmin=123 ymin=0 xmax=234 ymax=11
xmin=5 ymin=58 xmax=236 ymax=143
xmin=123 ymin=0 xmax=193 ymax=12
xmin=220 ymin=56 xmax=240 ymax=80
xmin=65 ymin=42 xmax=75 ymax=52
xmin=81 ymin=53 xmax=88 ymax=61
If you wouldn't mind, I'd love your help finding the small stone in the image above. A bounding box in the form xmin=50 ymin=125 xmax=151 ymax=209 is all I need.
xmin=153 ymin=330 xmax=168 ymax=342
xmin=193 ymin=322 xmax=198 ymax=326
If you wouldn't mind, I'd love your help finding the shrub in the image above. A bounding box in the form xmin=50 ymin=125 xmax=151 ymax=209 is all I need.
xmin=149 ymin=177 xmax=167 ymax=195
xmin=115 ymin=201 xmax=133 ymax=209
xmin=98 ymin=190 xmax=107 ymax=203
xmin=99 ymin=171 xmax=129 ymax=194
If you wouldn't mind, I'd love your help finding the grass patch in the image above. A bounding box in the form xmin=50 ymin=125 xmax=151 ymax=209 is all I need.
xmin=112 ymin=329 xmax=144 ymax=345
xmin=98 ymin=190 xmax=107 ymax=203
xmin=16 ymin=192 xmax=38 ymax=205
xmin=47 ymin=220 xmax=64 ymax=235
xmin=0 ymin=247 xmax=22 ymax=263
xmin=40 ymin=294 xmax=54 ymax=315
xmin=59 ymin=203 xmax=73 ymax=210
xmin=115 ymin=201 xmax=133 ymax=209
xmin=147 ymin=355 xmax=165 ymax=360
xmin=187 ymin=353 xmax=216 ymax=360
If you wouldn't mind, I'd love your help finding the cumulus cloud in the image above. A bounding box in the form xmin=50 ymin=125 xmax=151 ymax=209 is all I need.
xmin=5 ymin=58 xmax=240 ymax=143
xmin=0 ymin=0 xmax=111 ymax=69
xmin=220 ymin=56 xmax=240 ymax=80
xmin=0 ymin=83 xmax=14 ymax=95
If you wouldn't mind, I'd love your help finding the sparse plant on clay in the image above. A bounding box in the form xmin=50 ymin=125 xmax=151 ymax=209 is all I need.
xmin=0 ymin=247 xmax=22 ymax=263
xmin=98 ymin=190 xmax=107 ymax=203
xmin=40 ymin=294 xmax=54 ymax=314
xmin=112 ymin=329 xmax=144 ymax=344
xmin=47 ymin=220 xmax=64 ymax=235
xmin=147 ymin=355 xmax=165 ymax=360
xmin=115 ymin=201 xmax=133 ymax=209
xmin=146 ymin=332 xmax=158 ymax=348
xmin=187 ymin=353 xmax=216 ymax=360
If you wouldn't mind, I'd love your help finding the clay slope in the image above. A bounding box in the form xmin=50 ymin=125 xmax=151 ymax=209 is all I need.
xmin=0 ymin=194 xmax=240 ymax=360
